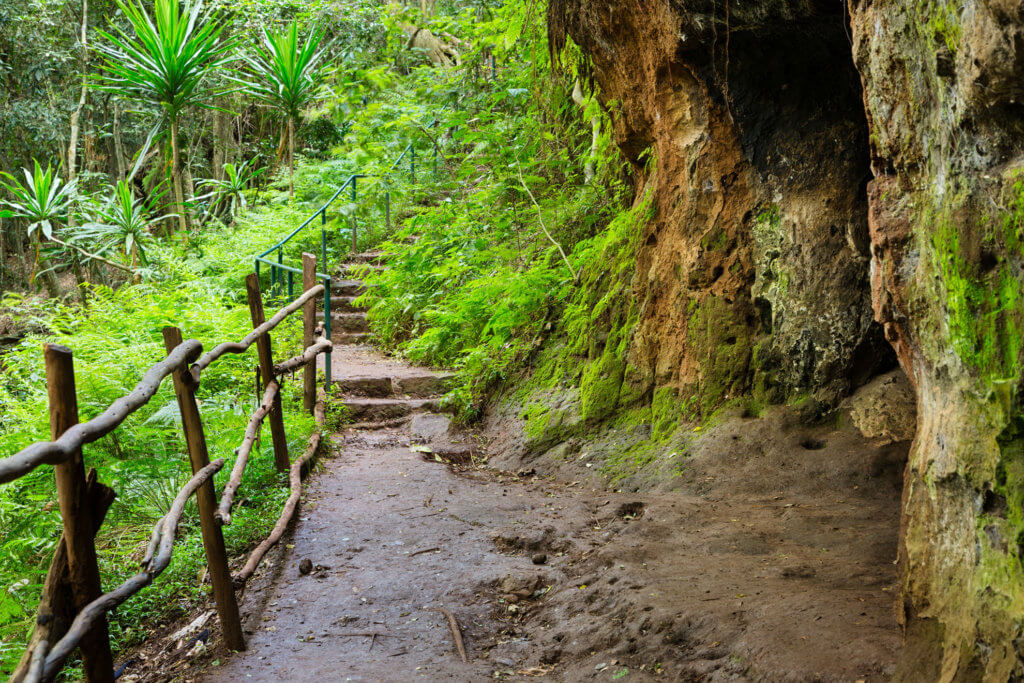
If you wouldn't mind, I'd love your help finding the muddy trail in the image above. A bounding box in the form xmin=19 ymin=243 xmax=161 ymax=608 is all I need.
xmin=121 ymin=253 xmax=906 ymax=682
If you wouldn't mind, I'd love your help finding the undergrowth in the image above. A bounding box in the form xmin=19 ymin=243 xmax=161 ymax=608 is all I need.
xmin=357 ymin=1 xmax=634 ymax=421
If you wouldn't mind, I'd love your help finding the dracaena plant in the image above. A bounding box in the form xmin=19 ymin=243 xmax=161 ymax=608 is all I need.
xmin=240 ymin=20 xmax=327 ymax=196
xmin=0 ymin=160 xmax=76 ymax=298
xmin=94 ymin=0 xmax=235 ymax=238
xmin=76 ymin=180 xmax=163 ymax=270
xmin=197 ymin=159 xmax=264 ymax=222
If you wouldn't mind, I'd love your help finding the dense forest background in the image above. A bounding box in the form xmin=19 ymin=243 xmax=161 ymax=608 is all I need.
xmin=0 ymin=0 xmax=626 ymax=674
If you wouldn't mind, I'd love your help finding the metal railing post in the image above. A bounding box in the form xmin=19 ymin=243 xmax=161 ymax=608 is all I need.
xmin=276 ymin=249 xmax=283 ymax=298
xmin=351 ymin=175 xmax=358 ymax=253
xmin=322 ymin=274 xmax=332 ymax=390
xmin=302 ymin=254 xmax=318 ymax=413
xmin=321 ymin=227 xmax=327 ymax=278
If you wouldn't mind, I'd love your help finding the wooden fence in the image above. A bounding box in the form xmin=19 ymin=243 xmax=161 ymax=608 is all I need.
xmin=1 ymin=253 xmax=333 ymax=683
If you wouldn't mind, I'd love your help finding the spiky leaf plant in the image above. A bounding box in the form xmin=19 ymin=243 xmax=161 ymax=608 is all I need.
xmin=94 ymin=0 xmax=234 ymax=237
xmin=240 ymin=20 xmax=327 ymax=196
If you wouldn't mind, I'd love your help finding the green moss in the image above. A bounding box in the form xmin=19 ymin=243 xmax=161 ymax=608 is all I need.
xmin=700 ymin=225 xmax=728 ymax=253
xmin=924 ymin=0 xmax=963 ymax=53
xmin=579 ymin=346 xmax=627 ymax=421
xmin=520 ymin=402 xmax=578 ymax=451
xmin=651 ymin=386 xmax=681 ymax=441
xmin=600 ymin=440 xmax=662 ymax=483
xmin=685 ymin=295 xmax=754 ymax=418
xmin=927 ymin=181 xmax=1024 ymax=385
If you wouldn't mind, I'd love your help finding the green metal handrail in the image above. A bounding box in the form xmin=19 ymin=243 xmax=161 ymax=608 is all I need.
xmin=253 ymin=52 xmax=500 ymax=386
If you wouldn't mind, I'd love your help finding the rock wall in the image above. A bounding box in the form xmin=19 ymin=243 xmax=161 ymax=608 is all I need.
xmin=549 ymin=0 xmax=893 ymax=420
xmin=850 ymin=0 xmax=1024 ymax=677
xmin=549 ymin=0 xmax=1024 ymax=675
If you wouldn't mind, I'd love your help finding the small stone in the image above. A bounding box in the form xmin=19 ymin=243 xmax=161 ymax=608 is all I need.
xmin=299 ymin=558 xmax=313 ymax=575
xmin=532 ymin=553 xmax=548 ymax=565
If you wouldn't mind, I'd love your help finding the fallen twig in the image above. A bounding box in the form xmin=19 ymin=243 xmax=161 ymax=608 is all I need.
xmin=439 ymin=607 xmax=467 ymax=663
xmin=409 ymin=547 xmax=441 ymax=557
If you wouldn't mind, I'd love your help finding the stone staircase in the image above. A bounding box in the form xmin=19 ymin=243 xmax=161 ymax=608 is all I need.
xmin=321 ymin=250 xmax=455 ymax=426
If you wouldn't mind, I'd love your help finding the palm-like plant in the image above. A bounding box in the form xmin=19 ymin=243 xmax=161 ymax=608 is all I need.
xmin=197 ymin=159 xmax=263 ymax=221
xmin=94 ymin=0 xmax=234 ymax=237
xmin=241 ymin=20 xmax=327 ymax=196
xmin=0 ymin=161 xmax=76 ymax=298
xmin=78 ymin=181 xmax=162 ymax=269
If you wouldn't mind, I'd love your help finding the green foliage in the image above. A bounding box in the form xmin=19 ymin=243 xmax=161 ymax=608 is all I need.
xmin=0 ymin=161 xmax=76 ymax=240
xmin=77 ymin=180 xmax=163 ymax=267
xmin=241 ymin=20 xmax=327 ymax=121
xmin=0 ymin=163 xmax=334 ymax=676
xmin=355 ymin=2 xmax=632 ymax=421
xmin=198 ymin=160 xmax=264 ymax=221
xmin=94 ymin=0 xmax=234 ymax=125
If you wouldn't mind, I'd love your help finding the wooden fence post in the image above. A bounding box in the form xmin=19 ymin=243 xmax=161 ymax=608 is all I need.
xmin=244 ymin=273 xmax=290 ymax=472
xmin=44 ymin=344 xmax=115 ymax=683
xmin=162 ymin=328 xmax=246 ymax=652
xmin=302 ymin=253 xmax=317 ymax=414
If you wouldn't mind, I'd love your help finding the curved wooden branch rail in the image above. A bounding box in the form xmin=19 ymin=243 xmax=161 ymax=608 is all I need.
xmin=189 ymin=284 xmax=325 ymax=383
xmin=216 ymin=381 xmax=280 ymax=526
xmin=33 ymin=459 xmax=224 ymax=683
xmin=274 ymin=338 xmax=332 ymax=375
xmin=6 ymin=265 xmax=330 ymax=680
xmin=26 ymin=641 xmax=47 ymax=682
xmin=0 ymin=340 xmax=204 ymax=484
xmin=235 ymin=390 xmax=326 ymax=587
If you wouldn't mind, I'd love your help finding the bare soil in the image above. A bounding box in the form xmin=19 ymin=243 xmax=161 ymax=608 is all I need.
xmin=114 ymin=260 xmax=906 ymax=681
xmin=154 ymin=348 xmax=902 ymax=682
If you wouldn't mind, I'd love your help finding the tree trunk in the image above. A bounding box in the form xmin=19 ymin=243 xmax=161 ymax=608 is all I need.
xmin=32 ymin=232 xmax=63 ymax=300
xmin=170 ymin=118 xmax=188 ymax=239
xmin=112 ymin=103 xmax=127 ymax=181
xmin=212 ymin=104 xmax=235 ymax=183
xmin=12 ymin=220 xmax=27 ymax=288
xmin=275 ymin=125 xmax=288 ymax=169
xmin=183 ymin=161 xmax=196 ymax=232
xmin=64 ymin=0 xmax=89 ymax=307
xmin=70 ymin=258 xmax=89 ymax=307
xmin=288 ymin=116 xmax=296 ymax=197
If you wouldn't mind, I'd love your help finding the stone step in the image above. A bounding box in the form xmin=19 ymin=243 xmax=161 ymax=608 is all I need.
xmin=334 ymin=332 xmax=373 ymax=345
xmin=341 ymin=263 xmax=385 ymax=274
xmin=329 ymin=312 xmax=368 ymax=332
xmin=394 ymin=373 xmax=456 ymax=398
xmin=330 ymin=296 xmax=367 ymax=313
xmin=333 ymin=372 xmax=455 ymax=399
xmin=316 ymin=311 xmax=368 ymax=330
xmin=336 ymin=376 xmax=394 ymax=398
xmin=331 ymin=279 xmax=365 ymax=296
xmin=342 ymin=397 xmax=441 ymax=422
xmin=346 ymin=251 xmax=385 ymax=264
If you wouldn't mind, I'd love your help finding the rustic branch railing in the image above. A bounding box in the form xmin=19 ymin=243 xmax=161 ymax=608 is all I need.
xmin=2 ymin=253 xmax=334 ymax=683
xmin=0 ymin=341 xmax=202 ymax=485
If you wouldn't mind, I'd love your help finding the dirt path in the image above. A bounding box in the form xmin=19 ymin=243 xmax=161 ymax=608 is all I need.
xmin=191 ymin=254 xmax=904 ymax=681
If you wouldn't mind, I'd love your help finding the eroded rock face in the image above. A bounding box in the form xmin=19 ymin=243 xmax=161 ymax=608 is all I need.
xmin=549 ymin=0 xmax=893 ymax=417
xmin=850 ymin=0 xmax=1024 ymax=676
xmin=549 ymin=0 xmax=1024 ymax=674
